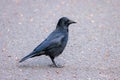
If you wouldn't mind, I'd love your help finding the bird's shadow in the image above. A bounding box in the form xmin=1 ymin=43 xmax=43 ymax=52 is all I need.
xmin=17 ymin=62 xmax=64 ymax=69
xmin=17 ymin=57 xmax=65 ymax=69
xmin=17 ymin=62 xmax=52 ymax=69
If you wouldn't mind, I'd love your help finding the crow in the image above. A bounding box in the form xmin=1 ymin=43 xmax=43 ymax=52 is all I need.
xmin=19 ymin=17 xmax=76 ymax=68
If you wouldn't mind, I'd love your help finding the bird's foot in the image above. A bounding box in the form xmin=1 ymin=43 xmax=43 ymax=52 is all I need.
xmin=49 ymin=64 xmax=64 ymax=68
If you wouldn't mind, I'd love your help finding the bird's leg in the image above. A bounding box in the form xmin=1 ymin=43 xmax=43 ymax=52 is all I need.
xmin=49 ymin=56 xmax=63 ymax=68
xmin=49 ymin=56 xmax=58 ymax=67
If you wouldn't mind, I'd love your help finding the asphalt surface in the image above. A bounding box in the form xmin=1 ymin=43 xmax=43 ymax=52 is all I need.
xmin=0 ymin=0 xmax=120 ymax=80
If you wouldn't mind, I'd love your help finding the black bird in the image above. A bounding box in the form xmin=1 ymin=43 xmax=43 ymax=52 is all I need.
xmin=19 ymin=17 xmax=76 ymax=68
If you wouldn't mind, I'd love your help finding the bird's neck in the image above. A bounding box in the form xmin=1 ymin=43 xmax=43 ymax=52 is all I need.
xmin=56 ymin=26 xmax=69 ymax=32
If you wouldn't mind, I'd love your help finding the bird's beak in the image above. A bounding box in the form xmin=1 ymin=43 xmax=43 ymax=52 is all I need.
xmin=68 ymin=20 xmax=76 ymax=24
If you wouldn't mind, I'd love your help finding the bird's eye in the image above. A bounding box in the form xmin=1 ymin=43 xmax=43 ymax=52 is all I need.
xmin=65 ymin=20 xmax=68 ymax=24
xmin=65 ymin=21 xmax=68 ymax=25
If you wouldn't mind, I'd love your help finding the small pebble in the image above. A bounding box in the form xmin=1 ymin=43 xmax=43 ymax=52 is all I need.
xmin=15 ymin=57 xmax=19 ymax=61
xmin=8 ymin=55 xmax=11 ymax=57
xmin=55 ymin=70 xmax=60 ymax=74
xmin=2 ymin=48 xmax=6 ymax=52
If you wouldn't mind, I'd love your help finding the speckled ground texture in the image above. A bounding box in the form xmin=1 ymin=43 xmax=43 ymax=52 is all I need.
xmin=0 ymin=0 xmax=120 ymax=80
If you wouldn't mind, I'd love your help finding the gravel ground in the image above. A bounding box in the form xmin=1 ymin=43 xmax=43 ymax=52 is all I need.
xmin=0 ymin=0 xmax=120 ymax=80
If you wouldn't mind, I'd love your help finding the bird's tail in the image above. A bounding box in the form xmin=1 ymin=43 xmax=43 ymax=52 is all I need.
xmin=19 ymin=52 xmax=35 ymax=63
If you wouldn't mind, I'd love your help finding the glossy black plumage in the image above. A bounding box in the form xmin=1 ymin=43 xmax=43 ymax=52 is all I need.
xmin=19 ymin=17 xmax=76 ymax=67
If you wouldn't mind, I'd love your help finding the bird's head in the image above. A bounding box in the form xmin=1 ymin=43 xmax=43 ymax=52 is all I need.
xmin=57 ymin=17 xmax=76 ymax=29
